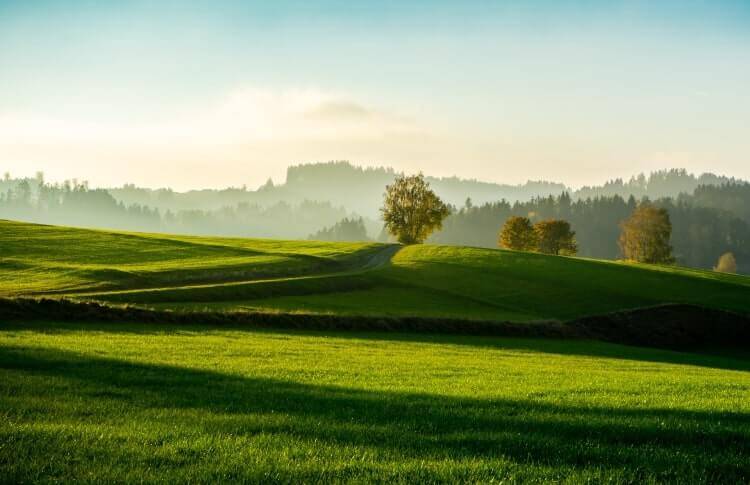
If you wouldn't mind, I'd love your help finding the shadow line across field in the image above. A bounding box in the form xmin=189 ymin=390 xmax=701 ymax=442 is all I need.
xmin=3 ymin=313 xmax=750 ymax=372
xmin=1 ymin=343 xmax=749 ymax=480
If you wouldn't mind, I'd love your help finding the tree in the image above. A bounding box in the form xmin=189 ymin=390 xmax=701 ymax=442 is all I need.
xmin=714 ymin=252 xmax=737 ymax=273
xmin=619 ymin=204 xmax=674 ymax=264
xmin=534 ymin=219 xmax=577 ymax=255
xmin=498 ymin=216 xmax=536 ymax=251
xmin=382 ymin=173 xmax=449 ymax=244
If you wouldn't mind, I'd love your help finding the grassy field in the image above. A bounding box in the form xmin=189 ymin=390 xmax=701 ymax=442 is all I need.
xmin=0 ymin=220 xmax=386 ymax=296
xmin=2 ymin=219 xmax=749 ymax=321
xmin=2 ymin=320 xmax=750 ymax=483
xmin=2 ymin=220 xmax=750 ymax=482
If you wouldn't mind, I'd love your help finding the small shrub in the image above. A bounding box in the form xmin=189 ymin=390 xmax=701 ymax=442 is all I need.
xmin=714 ymin=252 xmax=737 ymax=274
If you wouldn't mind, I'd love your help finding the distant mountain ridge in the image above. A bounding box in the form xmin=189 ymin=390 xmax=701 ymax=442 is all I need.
xmin=105 ymin=161 xmax=567 ymax=218
xmin=102 ymin=161 xmax=739 ymax=218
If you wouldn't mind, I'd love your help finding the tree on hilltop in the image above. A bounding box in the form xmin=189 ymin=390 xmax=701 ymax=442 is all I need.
xmin=498 ymin=216 xmax=537 ymax=251
xmin=382 ymin=174 xmax=449 ymax=244
xmin=534 ymin=219 xmax=578 ymax=255
xmin=619 ymin=204 xmax=674 ymax=264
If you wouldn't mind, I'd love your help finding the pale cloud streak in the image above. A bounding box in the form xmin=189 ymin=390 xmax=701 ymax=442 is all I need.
xmin=0 ymin=87 xmax=416 ymax=147
xmin=0 ymin=86 xmax=431 ymax=188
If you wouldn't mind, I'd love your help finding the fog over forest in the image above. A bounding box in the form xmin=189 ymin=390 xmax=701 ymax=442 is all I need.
xmin=2 ymin=161 xmax=748 ymax=273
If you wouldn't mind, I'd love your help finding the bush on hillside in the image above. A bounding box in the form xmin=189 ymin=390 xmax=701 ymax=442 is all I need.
xmin=714 ymin=252 xmax=737 ymax=273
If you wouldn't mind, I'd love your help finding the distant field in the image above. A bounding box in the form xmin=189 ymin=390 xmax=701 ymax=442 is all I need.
xmin=2 ymin=321 xmax=749 ymax=482
xmin=2 ymin=220 xmax=749 ymax=321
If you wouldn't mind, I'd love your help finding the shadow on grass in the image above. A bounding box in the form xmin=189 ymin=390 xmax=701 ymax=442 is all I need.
xmin=1 ymin=344 xmax=749 ymax=482
xmin=3 ymin=319 xmax=750 ymax=373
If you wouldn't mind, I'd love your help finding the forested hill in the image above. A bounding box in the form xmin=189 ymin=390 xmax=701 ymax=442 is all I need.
xmin=430 ymin=187 xmax=750 ymax=274
xmin=1 ymin=164 xmax=748 ymax=273
xmin=106 ymin=161 xmax=567 ymax=217
xmin=108 ymin=163 xmax=737 ymax=217
xmin=1 ymin=162 xmax=738 ymax=220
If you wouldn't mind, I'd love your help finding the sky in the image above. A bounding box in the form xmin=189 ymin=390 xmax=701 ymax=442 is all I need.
xmin=1 ymin=0 xmax=749 ymax=190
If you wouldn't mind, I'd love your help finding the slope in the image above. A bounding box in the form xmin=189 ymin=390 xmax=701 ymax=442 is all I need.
xmin=2 ymin=219 xmax=749 ymax=322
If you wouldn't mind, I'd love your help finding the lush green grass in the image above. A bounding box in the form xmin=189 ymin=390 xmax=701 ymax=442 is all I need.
xmin=2 ymin=320 xmax=749 ymax=482
xmin=155 ymin=286 xmax=532 ymax=321
xmin=2 ymin=219 xmax=749 ymax=321
xmin=3 ymin=221 xmax=750 ymax=481
xmin=0 ymin=220 xmax=385 ymax=296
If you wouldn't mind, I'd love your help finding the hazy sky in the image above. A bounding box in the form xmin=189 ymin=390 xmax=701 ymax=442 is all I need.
xmin=1 ymin=0 xmax=749 ymax=190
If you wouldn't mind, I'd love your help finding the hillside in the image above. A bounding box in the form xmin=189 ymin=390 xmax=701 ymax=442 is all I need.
xmin=3 ymin=219 xmax=750 ymax=482
xmin=2 ymin=220 xmax=749 ymax=322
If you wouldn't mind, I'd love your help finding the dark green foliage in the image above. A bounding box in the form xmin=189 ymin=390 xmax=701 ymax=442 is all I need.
xmin=498 ymin=216 xmax=536 ymax=250
xmin=309 ymin=217 xmax=369 ymax=242
xmin=431 ymin=189 xmax=750 ymax=273
xmin=534 ymin=219 xmax=577 ymax=255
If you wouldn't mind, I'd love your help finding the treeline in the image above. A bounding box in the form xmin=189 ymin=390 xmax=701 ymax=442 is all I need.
xmin=105 ymin=165 xmax=738 ymax=219
xmin=0 ymin=179 xmax=351 ymax=239
xmin=574 ymin=169 xmax=734 ymax=200
xmin=106 ymin=161 xmax=568 ymax=218
xmin=309 ymin=217 xmax=369 ymax=242
xmin=430 ymin=183 xmax=750 ymax=273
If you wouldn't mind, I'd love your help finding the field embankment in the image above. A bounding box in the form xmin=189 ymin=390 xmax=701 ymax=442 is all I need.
xmin=3 ymin=297 xmax=749 ymax=351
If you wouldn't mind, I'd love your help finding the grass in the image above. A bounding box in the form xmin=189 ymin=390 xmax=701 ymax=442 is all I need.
xmin=3 ymin=220 xmax=748 ymax=321
xmin=2 ymin=320 xmax=750 ymax=482
xmin=2 ymin=220 xmax=750 ymax=481
xmin=0 ymin=220 xmax=385 ymax=296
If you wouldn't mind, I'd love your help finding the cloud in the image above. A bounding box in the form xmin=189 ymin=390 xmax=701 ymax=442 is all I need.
xmin=0 ymin=87 xmax=417 ymax=147
xmin=0 ymin=86 xmax=435 ymax=188
xmin=304 ymin=101 xmax=371 ymax=121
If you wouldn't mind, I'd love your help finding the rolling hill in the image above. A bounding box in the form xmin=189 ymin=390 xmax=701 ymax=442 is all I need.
xmin=2 ymin=219 xmax=749 ymax=322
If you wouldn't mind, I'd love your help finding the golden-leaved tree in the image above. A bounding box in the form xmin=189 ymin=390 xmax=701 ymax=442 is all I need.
xmin=619 ymin=204 xmax=674 ymax=264
xmin=382 ymin=174 xmax=449 ymax=245
xmin=498 ymin=216 xmax=537 ymax=251
xmin=714 ymin=252 xmax=737 ymax=273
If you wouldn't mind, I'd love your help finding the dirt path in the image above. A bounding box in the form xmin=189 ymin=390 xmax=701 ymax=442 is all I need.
xmin=361 ymin=244 xmax=402 ymax=270
xmin=75 ymin=244 xmax=403 ymax=300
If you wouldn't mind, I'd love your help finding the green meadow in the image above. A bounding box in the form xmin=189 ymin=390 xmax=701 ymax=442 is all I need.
xmin=2 ymin=220 xmax=749 ymax=321
xmin=2 ymin=220 xmax=750 ymax=482
xmin=2 ymin=321 xmax=750 ymax=483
